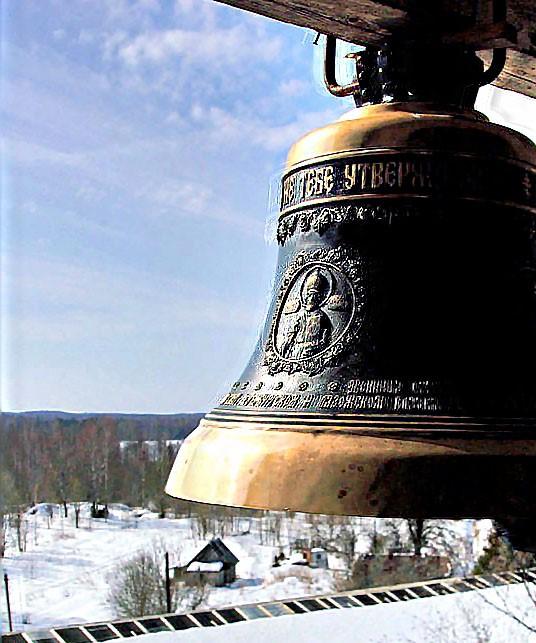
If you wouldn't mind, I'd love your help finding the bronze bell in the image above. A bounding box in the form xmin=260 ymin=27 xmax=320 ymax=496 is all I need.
xmin=167 ymin=42 xmax=536 ymax=530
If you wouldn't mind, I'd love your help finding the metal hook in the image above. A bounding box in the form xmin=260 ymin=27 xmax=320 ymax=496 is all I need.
xmin=478 ymin=0 xmax=507 ymax=86
xmin=479 ymin=48 xmax=506 ymax=86
xmin=323 ymin=35 xmax=361 ymax=98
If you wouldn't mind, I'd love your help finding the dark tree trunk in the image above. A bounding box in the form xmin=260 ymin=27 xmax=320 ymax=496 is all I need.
xmin=410 ymin=519 xmax=425 ymax=556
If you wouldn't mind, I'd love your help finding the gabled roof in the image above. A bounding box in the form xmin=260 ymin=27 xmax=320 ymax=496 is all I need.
xmin=187 ymin=538 xmax=239 ymax=566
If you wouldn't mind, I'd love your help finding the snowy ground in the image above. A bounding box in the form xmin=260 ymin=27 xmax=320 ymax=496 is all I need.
xmin=1 ymin=503 xmax=337 ymax=631
xmin=1 ymin=503 xmax=494 ymax=636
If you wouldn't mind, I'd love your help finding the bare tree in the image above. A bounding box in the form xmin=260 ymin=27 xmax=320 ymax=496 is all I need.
xmin=12 ymin=512 xmax=28 ymax=553
xmin=109 ymin=550 xmax=166 ymax=617
xmin=475 ymin=588 xmax=536 ymax=636
xmin=308 ymin=514 xmax=367 ymax=573
xmin=381 ymin=518 xmax=464 ymax=570
xmin=108 ymin=541 xmax=209 ymax=618
xmin=0 ymin=514 xmax=6 ymax=558
xmin=258 ymin=511 xmax=283 ymax=546
xmin=471 ymin=527 xmax=536 ymax=635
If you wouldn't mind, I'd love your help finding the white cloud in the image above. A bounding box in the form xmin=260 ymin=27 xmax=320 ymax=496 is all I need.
xmin=193 ymin=104 xmax=339 ymax=152
xmin=149 ymin=179 xmax=212 ymax=214
xmin=279 ymin=78 xmax=307 ymax=97
xmin=3 ymin=24 xmax=335 ymax=251
xmin=102 ymin=0 xmax=162 ymax=28
xmin=114 ymin=25 xmax=281 ymax=68
xmin=7 ymin=138 xmax=87 ymax=168
xmin=101 ymin=30 xmax=129 ymax=61
xmin=190 ymin=103 xmax=204 ymax=121
xmin=174 ymin=0 xmax=198 ymax=12
xmin=77 ymin=29 xmax=96 ymax=45
xmin=6 ymin=133 xmax=264 ymax=237
xmin=173 ymin=0 xmax=223 ymax=27
xmin=165 ymin=110 xmax=183 ymax=125
xmin=93 ymin=1 xmax=284 ymax=103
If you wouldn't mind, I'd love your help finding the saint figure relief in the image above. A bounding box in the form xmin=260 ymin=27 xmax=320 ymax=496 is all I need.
xmin=281 ymin=268 xmax=333 ymax=359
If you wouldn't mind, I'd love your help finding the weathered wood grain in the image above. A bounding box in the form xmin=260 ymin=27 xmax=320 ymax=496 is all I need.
xmin=216 ymin=0 xmax=536 ymax=99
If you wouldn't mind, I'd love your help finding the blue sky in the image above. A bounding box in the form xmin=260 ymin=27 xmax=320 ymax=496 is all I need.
xmin=2 ymin=0 xmax=536 ymax=413
xmin=1 ymin=0 xmax=345 ymax=413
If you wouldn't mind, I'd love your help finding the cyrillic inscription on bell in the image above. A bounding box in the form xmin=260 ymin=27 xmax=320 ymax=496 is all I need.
xmin=167 ymin=45 xmax=536 ymax=524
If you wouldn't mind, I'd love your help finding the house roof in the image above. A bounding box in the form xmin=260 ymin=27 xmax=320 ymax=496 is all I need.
xmin=187 ymin=538 xmax=239 ymax=566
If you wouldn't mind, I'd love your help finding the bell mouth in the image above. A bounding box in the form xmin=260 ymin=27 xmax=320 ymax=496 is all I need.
xmin=166 ymin=413 xmax=536 ymax=519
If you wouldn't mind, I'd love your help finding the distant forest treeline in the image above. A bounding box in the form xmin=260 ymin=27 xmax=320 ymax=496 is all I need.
xmin=0 ymin=412 xmax=203 ymax=514
xmin=1 ymin=411 xmax=204 ymax=440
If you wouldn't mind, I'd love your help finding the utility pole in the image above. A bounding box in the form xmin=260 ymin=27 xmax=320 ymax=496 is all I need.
xmin=164 ymin=552 xmax=171 ymax=613
xmin=4 ymin=573 xmax=13 ymax=632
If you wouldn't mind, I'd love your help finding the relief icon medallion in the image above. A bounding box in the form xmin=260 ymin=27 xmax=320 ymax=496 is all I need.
xmin=264 ymin=247 xmax=365 ymax=376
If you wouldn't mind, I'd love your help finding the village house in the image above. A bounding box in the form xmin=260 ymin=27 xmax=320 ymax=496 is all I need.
xmin=351 ymin=553 xmax=451 ymax=588
xmin=273 ymin=547 xmax=329 ymax=569
xmin=173 ymin=538 xmax=239 ymax=587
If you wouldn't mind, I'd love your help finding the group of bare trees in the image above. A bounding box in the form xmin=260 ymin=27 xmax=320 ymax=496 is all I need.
xmin=0 ymin=415 xmax=193 ymax=521
xmin=188 ymin=504 xmax=253 ymax=541
xmin=304 ymin=514 xmax=472 ymax=591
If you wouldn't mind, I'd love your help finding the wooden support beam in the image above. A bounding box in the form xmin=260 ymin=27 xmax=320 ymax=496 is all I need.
xmin=216 ymin=0 xmax=536 ymax=99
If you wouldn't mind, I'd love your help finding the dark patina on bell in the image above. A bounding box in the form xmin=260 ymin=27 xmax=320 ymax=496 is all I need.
xmin=167 ymin=44 xmax=536 ymax=526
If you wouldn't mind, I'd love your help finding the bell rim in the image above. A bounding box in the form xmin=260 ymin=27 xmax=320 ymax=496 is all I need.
xmin=166 ymin=417 xmax=536 ymax=519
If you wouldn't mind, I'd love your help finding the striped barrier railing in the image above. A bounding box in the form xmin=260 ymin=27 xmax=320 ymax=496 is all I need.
xmin=3 ymin=568 xmax=534 ymax=642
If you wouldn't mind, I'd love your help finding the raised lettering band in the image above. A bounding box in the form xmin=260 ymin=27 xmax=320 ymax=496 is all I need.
xmin=280 ymin=150 xmax=536 ymax=215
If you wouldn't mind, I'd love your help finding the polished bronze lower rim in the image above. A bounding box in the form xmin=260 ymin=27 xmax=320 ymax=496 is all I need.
xmin=166 ymin=417 xmax=536 ymax=518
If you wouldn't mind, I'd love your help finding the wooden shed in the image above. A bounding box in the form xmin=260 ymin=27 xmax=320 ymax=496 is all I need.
xmin=175 ymin=538 xmax=239 ymax=587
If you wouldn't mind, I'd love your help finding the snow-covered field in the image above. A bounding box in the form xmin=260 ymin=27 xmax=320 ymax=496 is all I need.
xmin=0 ymin=502 xmax=510 ymax=641
xmin=1 ymin=503 xmax=340 ymax=630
